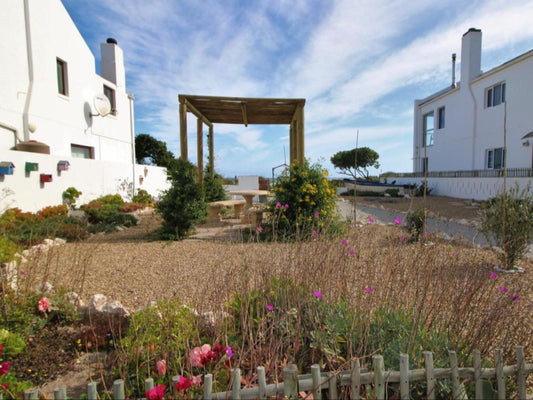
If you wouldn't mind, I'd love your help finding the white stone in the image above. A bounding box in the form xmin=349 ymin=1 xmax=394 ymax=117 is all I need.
xmin=102 ymin=300 xmax=130 ymax=317
xmin=89 ymin=294 xmax=108 ymax=312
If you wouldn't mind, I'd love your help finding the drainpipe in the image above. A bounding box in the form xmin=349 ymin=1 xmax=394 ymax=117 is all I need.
xmin=22 ymin=0 xmax=35 ymax=142
xmin=0 ymin=122 xmax=21 ymax=147
xmin=128 ymin=93 xmax=136 ymax=196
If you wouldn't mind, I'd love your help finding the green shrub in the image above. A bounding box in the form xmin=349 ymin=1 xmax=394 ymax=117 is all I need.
xmin=406 ymin=208 xmax=426 ymax=241
xmin=266 ymin=160 xmax=340 ymax=241
xmin=131 ymin=189 xmax=153 ymax=205
xmin=384 ymin=188 xmax=400 ymax=197
xmin=414 ymin=181 xmax=432 ymax=197
xmin=81 ymin=194 xmax=137 ymax=232
xmin=0 ymin=237 xmax=21 ymax=264
xmin=480 ymin=184 xmax=533 ymax=270
xmin=62 ymin=187 xmax=82 ymax=209
xmin=157 ymin=158 xmax=206 ymax=239
xmin=203 ymin=170 xmax=227 ymax=203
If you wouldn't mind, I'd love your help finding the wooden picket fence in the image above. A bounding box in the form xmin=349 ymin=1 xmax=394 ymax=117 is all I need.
xmin=20 ymin=346 xmax=532 ymax=400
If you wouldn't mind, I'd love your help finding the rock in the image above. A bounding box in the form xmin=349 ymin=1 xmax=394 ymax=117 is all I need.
xmin=89 ymin=294 xmax=108 ymax=312
xmin=102 ymin=300 xmax=130 ymax=317
xmin=65 ymin=292 xmax=85 ymax=307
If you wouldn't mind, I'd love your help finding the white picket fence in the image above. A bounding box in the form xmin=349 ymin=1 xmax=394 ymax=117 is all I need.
xmin=20 ymin=346 xmax=532 ymax=399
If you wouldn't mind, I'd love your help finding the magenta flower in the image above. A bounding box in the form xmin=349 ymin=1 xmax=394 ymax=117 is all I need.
xmin=341 ymin=239 xmax=348 ymax=246
xmin=424 ymin=231 xmax=430 ymax=237
xmin=146 ymin=384 xmax=165 ymax=400
xmin=312 ymin=230 xmax=318 ymax=238
xmin=394 ymin=218 xmax=402 ymax=225
xmin=313 ymin=290 xmax=323 ymax=298
xmin=365 ymin=286 xmax=373 ymax=293
xmin=511 ymin=295 xmax=520 ymax=302
xmin=499 ymin=286 xmax=508 ymax=293
xmin=489 ymin=272 xmax=498 ymax=280
xmin=276 ymin=202 xmax=282 ymax=208
xmin=349 ymin=249 xmax=355 ymax=255
xmin=368 ymin=216 xmax=375 ymax=223
xmin=174 ymin=376 xmax=191 ymax=391
xmin=191 ymin=375 xmax=202 ymax=386
xmin=226 ymin=347 xmax=233 ymax=358
xmin=314 ymin=211 xmax=319 ymax=217
xmin=399 ymin=237 xmax=405 ymax=243
xmin=256 ymin=225 xmax=263 ymax=232
xmin=266 ymin=304 xmax=274 ymax=311
xmin=0 ymin=362 xmax=10 ymax=377
xmin=20 ymin=270 xmax=25 ymax=275
xmin=284 ymin=203 xmax=289 ymax=209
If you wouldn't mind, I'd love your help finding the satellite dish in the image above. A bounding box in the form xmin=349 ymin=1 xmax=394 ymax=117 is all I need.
xmin=93 ymin=93 xmax=111 ymax=117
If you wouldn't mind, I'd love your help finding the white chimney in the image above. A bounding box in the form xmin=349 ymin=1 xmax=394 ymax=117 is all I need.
xmin=100 ymin=38 xmax=125 ymax=89
xmin=451 ymin=53 xmax=457 ymax=87
xmin=460 ymin=28 xmax=482 ymax=84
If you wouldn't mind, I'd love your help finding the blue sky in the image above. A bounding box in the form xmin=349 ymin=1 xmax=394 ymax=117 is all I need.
xmin=62 ymin=0 xmax=533 ymax=178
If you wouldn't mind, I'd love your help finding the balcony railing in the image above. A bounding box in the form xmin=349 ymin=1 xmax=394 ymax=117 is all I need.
xmin=391 ymin=168 xmax=533 ymax=179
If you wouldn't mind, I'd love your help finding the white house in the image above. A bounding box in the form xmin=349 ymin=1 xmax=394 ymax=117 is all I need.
xmin=395 ymin=28 xmax=533 ymax=200
xmin=0 ymin=0 xmax=168 ymax=212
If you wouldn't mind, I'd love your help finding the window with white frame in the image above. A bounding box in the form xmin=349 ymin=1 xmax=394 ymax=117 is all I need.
xmin=71 ymin=144 xmax=94 ymax=159
xmin=486 ymin=82 xmax=506 ymax=108
xmin=486 ymin=147 xmax=505 ymax=169
xmin=56 ymin=58 xmax=69 ymax=96
xmin=437 ymin=106 xmax=445 ymax=129
xmin=423 ymin=112 xmax=434 ymax=146
xmin=103 ymin=85 xmax=116 ymax=115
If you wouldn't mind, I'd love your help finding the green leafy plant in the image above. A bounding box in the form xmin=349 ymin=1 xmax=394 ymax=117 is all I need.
xmin=203 ymin=169 xmax=227 ymax=203
xmin=414 ymin=181 xmax=433 ymax=197
xmin=132 ymin=189 xmax=154 ymax=205
xmin=62 ymin=187 xmax=82 ymax=209
xmin=157 ymin=158 xmax=206 ymax=239
xmin=480 ymin=184 xmax=533 ymax=270
xmin=405 ymin=208 xmax=426 ymax=241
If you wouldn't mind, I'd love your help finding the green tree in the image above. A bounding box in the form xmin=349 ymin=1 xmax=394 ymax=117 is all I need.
xmin=135 ymin=134 xmax=175 ymax=169
xmin=157 ymin=158 xmax=206 ymax=239
xmin=203 ymin=167 xmax=227 ymax=203
xmin=330 ymin=147 xmax=380 ymax=180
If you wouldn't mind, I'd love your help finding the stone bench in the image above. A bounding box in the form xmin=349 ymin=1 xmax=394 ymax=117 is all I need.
xmin=207 ymin=200 xmax=246 ymax=222
xmin=244 ymin=206 xmax=267 ymax=228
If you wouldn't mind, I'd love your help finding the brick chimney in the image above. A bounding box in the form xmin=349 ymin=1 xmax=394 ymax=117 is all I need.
xmin=100 ymin=38 xmax=125 ymax=89
xmin=460 ymin=28 xmax=482 ymax=84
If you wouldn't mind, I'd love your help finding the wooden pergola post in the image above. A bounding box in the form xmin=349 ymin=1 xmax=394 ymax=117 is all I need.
xmin=208 ymin=125 xmax=214 ymax=179
xmin=197 ymin=118 xmax=204 ymax=182
xmin=179 ymin=102 xmax=188 ymax=160
xmin=296 ymin=104 xmax=305 ymax=165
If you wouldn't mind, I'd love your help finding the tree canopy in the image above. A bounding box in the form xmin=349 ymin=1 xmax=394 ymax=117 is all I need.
xmin=330 ymin=147 xmax=380 ymax=180
xmin=135 ymin=134 xmax=176 ymax=169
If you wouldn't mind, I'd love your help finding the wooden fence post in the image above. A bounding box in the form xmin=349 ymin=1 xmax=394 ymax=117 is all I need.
xmin=113 ymin=379 xmax=125 ymax=400
xmin=495 ymin=349 xmax=505 ymax=400
xmin=87 ymin=382 xmax=97 ymax=400
xmin=448 ymin=350 xmax=461 ymax=399
xmin=203 ymin=373 xmax=213 ymax=400
xmin=53 ymin=386 xmax=67 ymax=400
xmin=516 ymin=346 xmax=526 ymax=400
xmin=311 ymin=364 xmax=322 ymax=400
xmin=473 ymin=349 xmax=482 ymax=399
xmin=328 ymin=371 xmax=338 ymax=399
xmin=351 ymin=358 xmax=361 ymax=400
xmin=283 ymin=364 xmax=299 ymax=399
xmin=231 ymin=368 xmax=241 ymax=400
xmin=257 ymin=366 xmax=266 ymax=399
xmin=400 ymin=353 xmax=409 ymax=400
xmin=24 ymin=389 xmax=38 ymax=400
xmin=423 ymin=351 xmax=435 ymax=400
xmin=145 ymin=377 xmax=154 ymax=393
xmin=373 ymin=355 xmax=385 ymax=400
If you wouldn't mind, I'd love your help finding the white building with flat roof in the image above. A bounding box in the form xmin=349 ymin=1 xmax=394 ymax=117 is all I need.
xmin=393 ymin=28 xmax=533 ymax=200
xmin=0 ymin=0 xmax=168 ymax=212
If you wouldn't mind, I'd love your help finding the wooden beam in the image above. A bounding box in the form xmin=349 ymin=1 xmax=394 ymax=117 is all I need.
xmin=179 ymin=102 xmax=188 ymax=160
xmin=197 ymin=118 xmax=204 ymax=183
xmin=208 ymin=125 xmax=214 ymax=178
xmin=184 ymin=99 xmax=213 ymax=128
xmin=289 ymin=120 xmax=297 ymax=165
xmin=296 ymin=104 xmax=305 ymax=164
xmin=241 ymin=102 xmax=248 ymax=127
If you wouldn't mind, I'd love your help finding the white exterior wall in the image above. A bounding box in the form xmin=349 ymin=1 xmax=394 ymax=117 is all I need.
xmin=0 ymin=0 xmax=169 ymax=212
xmin=413 ymin=29 xmax=533 ymax=185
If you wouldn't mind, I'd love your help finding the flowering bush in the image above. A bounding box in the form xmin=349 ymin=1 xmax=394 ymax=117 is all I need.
xmin=266 ymin=160 xmax=340 ymax=241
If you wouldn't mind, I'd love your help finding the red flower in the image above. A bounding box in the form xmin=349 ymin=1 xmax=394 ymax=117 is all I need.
xmin=0 ymin=362 xmax=10 ymax=376
xmin=0 ymin=383 xmax=8 ymax=391
xmin=37 ymin=297 xmax=50 ymax=313
xmin=145 ymin=384 xmax=165 ymax=400
xmin=213 ymin=344 xmax=224 ymax=354
xmin=0 ymin=344 xmax=3 ymax=357
xmin=156 ymin=360 xmax=166 ymax=375
xmin=174 ymin=375 xmax=191 ymax=391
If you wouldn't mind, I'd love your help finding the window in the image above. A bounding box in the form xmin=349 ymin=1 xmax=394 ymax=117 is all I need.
xmin=486 ymin=147 xmax=505 ymax=169
xmin=103 ymin=85 xmax=116 ymax=115
xmin=71 ymin=144 xmax=94 ymax=159
xmin=423 ymin=112 xmax=434 ymax=147
xmin=437 ymin=106 xmax=445 ymax=129
xmin=487 ymin=82 xmax=506 ymax=107
xmin=56 ymin=58 xmax=68 ymax=96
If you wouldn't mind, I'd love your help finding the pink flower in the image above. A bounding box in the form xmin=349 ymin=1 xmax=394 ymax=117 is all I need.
xmin=226 ymin=347 xmax=233 ymax=358
xmin=368 ymin=216 xmax=375 ymax=224
xmin=256 ymin=225 xmax=263 ymax=232
xmin=20 ymin=270 xmax=25 ymax=275
xmin=284 ymin=203 xmax=289 ymax=209
xmin=399 ymin=237 xmax=405 ymax=243
xmin=146 ymin=384 xmax=165 ymax=400
xmin=313 ymin=290 xmax=323 ymax=298
xmin=314 ymin=211 xmax=319 ymax=217
xmin=276 ymin=202 xmax=282 ymax=208
xmin=365 ymin=286 xmax=373 ymax=293
xmin=511 ymin=295 xmax=520 ymax=302
xmin=0 ymin=362 xmax=10 ymax=377
xmin=424 ymin=231 xmax=430 ymax=238
xmin=190 ymin=344 xmax=216 ymax=367
xmin=349 ymin=249 xmax=355 ymax=255
xmin=174 ymin=375 xmax=191 ymax=391
xmin=156 ymin=360 xmax=166 ymax=375
xmin=266 ymin=304 xmax=274 ymax=311
xmin=489 ymin=272 xmax=498 ymax=280
xmin=394 ymin=218 xmax=402 ymax=225
xmin=0 ymin=344 xmax=3 ymax=357
xmin=312 ymin=230 xmax=318 ymax=238
xmin=37 ymin=297 xmax=50 ymax=312
xmin=499 ymin=286 xmax=508 ymax=293
xmin=191 ymin=375 xmax=202 ymax=386
xmin=341 ymin=239 xmax=348 ymax=246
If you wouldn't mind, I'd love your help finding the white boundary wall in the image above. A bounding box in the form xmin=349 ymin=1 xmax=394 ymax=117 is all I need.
xmin=391 ymin=176 xmax=533 ymax=200
xmin=0 ymin=149 xmax=169 ymax=212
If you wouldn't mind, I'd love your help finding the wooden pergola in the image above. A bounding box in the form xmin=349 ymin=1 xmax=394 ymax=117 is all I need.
xmin=178 ymin=94 xmax=306 ymax=181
